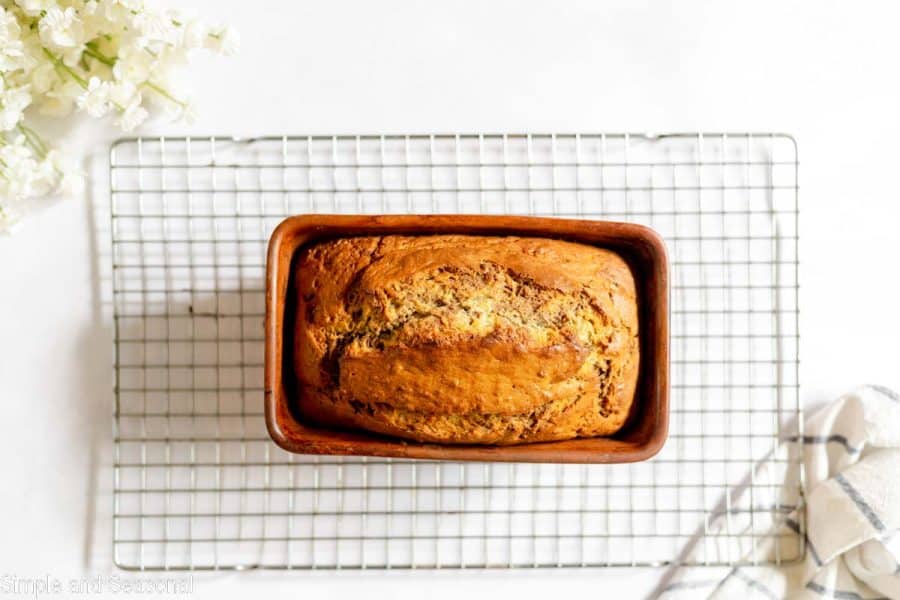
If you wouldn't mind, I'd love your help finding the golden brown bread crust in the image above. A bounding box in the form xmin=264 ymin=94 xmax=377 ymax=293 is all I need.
xmin=293 ymin=234 xmax=639 ymax=445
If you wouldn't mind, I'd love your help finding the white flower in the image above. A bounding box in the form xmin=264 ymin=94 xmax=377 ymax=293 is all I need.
xmin=180 ymin=20 xmax=209 ymax=50
xmin=133 ymin=10 xmax=178 ymax=49
xmin=13 ymin=0 xmax=53 ymax=18
xmin=0 ymin=35 xmax=24 ymax=71
xmin=0 ymin=84 xmax=32 ymax=131
xmin=0 ymin=8 xmax=26 ymax=71
xmin=76 ymin=76 xmax=112 ymax=117
xmin=0 ymin=8 xmax=20 ymax=36
xmin=79 ymin=1 xmax=107 ymax=40
xmin=18 ymin=31 xmax=44 ymax=73
xmin=39 ymin=7 xmax=85 ymax=50
xmin=62 ymin=45 xmax=86 ymax=68
xmin=112 ymin=44 xmax=154 ymax=82
xmin=0 ymin=8 xmax=20 ymax=37
xmin=38 ymin=81 xmax=81 ymax=117
xmin=159 ymin=94 xmax=194 ymax=123
xmin=205 ymin=24 xmax=239 ymax=55
xmin=0 ymin=203 xmax=23 ymax=234
xmin=109 ymin=79 xmax=138 ymax=107
xmin=28 ymin=61 xmax=57 ymax=95
xmin=115 ymin=94 xmax=148 ymax=131
xmin=0 ymin=0 xmax=234 ymax=232
xmin=0 ymin=141 xmax=84 ymax=233
xmin=0 ymin=134 xmax=32 ymax=167
xmin=97 ymin=0 xmax=143 ymax=23
xmin=42 ymin=149 xmax=85 ymax=196
xmin=0 ymin=135 xmax=44 ymax=198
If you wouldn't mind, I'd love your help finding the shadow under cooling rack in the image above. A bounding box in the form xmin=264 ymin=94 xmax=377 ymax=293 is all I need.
xmin=109 ymin=133 xmax=802 ymax=571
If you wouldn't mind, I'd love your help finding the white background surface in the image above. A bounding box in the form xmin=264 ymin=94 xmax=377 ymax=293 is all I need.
xmin=2 ymin=1 xmax=899 ymax=598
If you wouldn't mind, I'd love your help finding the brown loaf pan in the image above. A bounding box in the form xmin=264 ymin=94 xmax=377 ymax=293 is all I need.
xmin=265 ymin=214 xmax=669 ymax=463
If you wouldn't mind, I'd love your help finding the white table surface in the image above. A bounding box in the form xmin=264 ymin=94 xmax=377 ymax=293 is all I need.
xmin=2 ymin=1 xmax=899 ymax=598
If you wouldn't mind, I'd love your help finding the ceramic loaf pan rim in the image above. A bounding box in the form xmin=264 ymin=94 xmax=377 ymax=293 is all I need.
xmin=265 ymin=214 xmax=669 ymax=463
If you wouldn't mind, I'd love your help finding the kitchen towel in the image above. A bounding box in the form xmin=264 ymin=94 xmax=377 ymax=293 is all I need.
xmin=659 ymin=385 xmax=900 ymax=599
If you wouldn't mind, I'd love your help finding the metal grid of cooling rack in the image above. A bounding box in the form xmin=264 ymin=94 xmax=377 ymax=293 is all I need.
xmin=109 ymin=133 xmax=801 ymax=571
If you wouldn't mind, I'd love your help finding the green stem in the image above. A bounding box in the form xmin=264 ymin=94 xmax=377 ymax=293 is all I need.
xmin=42 ymin=47 xmax=88 ymax=89
xmin=143 ymin=81 xmax=186 ymax=108
xmin=22 ymin=123 xmax=47 ymax=152
xmin=84 ymin=44 xmax=116 ymax=67
xmin=23 ymin=138 xmax=43 ymax=159
xmin=43 ymin=48 xmax=128 ymax=113
xmin=16 ymin=124 xmax=48 ymax=158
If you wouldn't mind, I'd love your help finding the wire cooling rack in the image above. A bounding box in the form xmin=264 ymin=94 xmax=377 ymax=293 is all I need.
xmin=109 ymin=133 xmax=801 ymax=571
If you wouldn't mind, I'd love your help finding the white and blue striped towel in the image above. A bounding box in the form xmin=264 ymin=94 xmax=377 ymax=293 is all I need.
xmin=661 ymin=385 xmax=900 ymax=599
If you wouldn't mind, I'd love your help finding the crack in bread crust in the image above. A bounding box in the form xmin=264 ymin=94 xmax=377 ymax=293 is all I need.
xmin=294 ymin=234 xmax=639 ymax=445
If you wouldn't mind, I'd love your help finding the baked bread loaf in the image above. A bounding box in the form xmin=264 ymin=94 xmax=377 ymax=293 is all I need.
xmin=293 ymin=234 xmax=639 ymax=445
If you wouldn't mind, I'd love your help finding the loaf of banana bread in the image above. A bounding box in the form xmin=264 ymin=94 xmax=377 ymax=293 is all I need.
xmin=292 ymin=234 xmax=639 ymax=445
